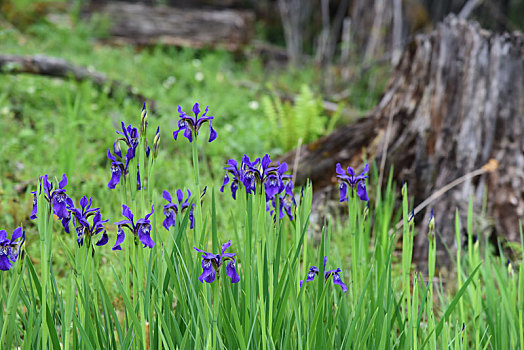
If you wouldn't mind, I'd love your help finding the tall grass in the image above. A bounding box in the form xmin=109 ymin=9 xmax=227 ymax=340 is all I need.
xmin=0 ymin=104 xmax=522 ymax=349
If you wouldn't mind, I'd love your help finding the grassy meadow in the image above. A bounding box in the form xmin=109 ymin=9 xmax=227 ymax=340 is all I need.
xmin=0 ymin=13 xmax=523 ymax=350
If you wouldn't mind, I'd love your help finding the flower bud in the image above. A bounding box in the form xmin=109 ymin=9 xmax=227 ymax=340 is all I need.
xmin=153 ymin=127 xmax=160 ymax=158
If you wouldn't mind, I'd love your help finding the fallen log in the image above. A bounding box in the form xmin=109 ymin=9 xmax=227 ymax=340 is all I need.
xmin=82 ymin=2 xmax=255 ymax=51
xmin=281 ymin=15 xmax=524 ymax=266
xmin=0 ymin=54 xmax=155 ymax=110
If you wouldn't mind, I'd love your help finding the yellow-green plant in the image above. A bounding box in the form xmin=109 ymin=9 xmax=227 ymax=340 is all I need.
xmin=262 ymin=84 xmax=342 ymax=152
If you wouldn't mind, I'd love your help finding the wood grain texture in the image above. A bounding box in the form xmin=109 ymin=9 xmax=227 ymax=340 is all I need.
xmin=83 ymin=2 xmax=255 ymax=50
xmin=281 ymin=15 xmax=524 ymax=264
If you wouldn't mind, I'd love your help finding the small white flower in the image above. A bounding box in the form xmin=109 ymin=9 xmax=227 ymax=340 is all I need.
xmin=248 ymin=101 xmax=259 ymax=110
xmin=162 ymin=76 xmax=176 ymax=89
xmin=195 ymin=72 xmax=204 ymax=82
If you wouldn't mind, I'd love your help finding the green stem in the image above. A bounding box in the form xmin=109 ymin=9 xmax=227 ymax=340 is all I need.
xmin=0 ymin=257 xmax=24 ymax=344
xmin=191 ymin=139 xmax=202 ymax=248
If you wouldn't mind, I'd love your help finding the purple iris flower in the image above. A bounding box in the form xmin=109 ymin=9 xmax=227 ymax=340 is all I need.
xmin=0 ymin=227 xmax=25 ymax=271
xmin=162 ymin=189 xmax=195 ymax=231
xmin=60 ymin=197 xmax=75 ymax=234
xmin=336 ymin=163 xmax=369 ymax=202
xmin=268 ymin=181 xmax=295 ymax=220
xmin=36 ymin=174 xmax=70 ymax=220
xmin=220 ymin=159 xmax=242 ymax=199
xmin=108 ymin=119 xmax=147 ymax=190
xmin=299 ymin=266 xmax=319 ymax=287
xmin=194 ymin=240 xmax=240 ymax=283
xmin=107 ymin=149 xmax=125 ymax=189
xmin=113 ymin=205 xmax=155 ymax=250
xmin=71 ymin=196 xmax=108 ymax=248
xmin=116 ymin=122 xmax=139 ymax=163
xmin=173 ymin=103 xmax=216 ymax=143
xmin=31 ymin=176 xmax=75 ymax=233
xmin=221 ymin=154 xmax=291 ymax=200
xmin=300 ymin=256 xmax=347 ymax=292
xmin=264 ymin=161 xmax=292 ymax=200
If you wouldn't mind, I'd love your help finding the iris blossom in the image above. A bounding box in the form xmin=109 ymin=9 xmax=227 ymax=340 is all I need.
xmin=194 ymin=240 xmax=240 ymax=283
xmin=173 ymin=103 xmax=216 ymax=143
xmin=107 ymin=119 xmax=145 ymax=190
xmin=300 ymin=256 xmax=347 ymax=292
xmin=113 ymin=205 xmax=155 ymax=250
xmin=162 ymin=189 xmax=195 ymax=231
xmin=336 ymin=163 xmax=369 ymax=202
xmin=270 ymin=181 xmax=296 ymax=220
xmin=32 ymin=174 xmax=71 ymax=220
xmin=0 ymin=227 xmax=25 ymax=271
xmin=116 ymin=122 xmax=139 ymax=162
xmin=221 ymin=154 xmax=291 ymax=199
xmin=71 ymin=196 xmax=109 ymax=248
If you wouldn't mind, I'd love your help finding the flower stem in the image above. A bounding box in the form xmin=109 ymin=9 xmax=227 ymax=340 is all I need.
xmin=191 ymin=139 xmax=202 ymax=248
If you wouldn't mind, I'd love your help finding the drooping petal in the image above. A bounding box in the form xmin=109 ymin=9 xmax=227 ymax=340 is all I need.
xmin=339 ymin=182 xmax=348 ymax=202
xmin=162 ymin=207 xmax=176 ymax=231
xmin=95 ymin=231 xmax=109 ymax=246
xmin=305 ymin=266 xmax=319 ymax=283
xmin=138 ymin=224 xmax=155 ymax=248
xmin=220 ymin=174 xmax=230 ymax=193
xmin=183 ymin=127 xmax=193 ymax=143
xmin=108 ymin=163 xmax=122 ymax=189
xmin=357 ymin=181 xmax=369 ymax=202
xmin=30 ymin=191 xmax=37 ymax=220
xmin=198 ymin=258 xmax=216 ymax=283
xmin=173 ymin=128 xmax=183 ymax=141
xmin=264 ymin=175 xmax=282 ymax=199
xmin=226 ymin=259 xmax=240 ymax=283
xmin=61 ymin=215 xmax=72 ymax=234
xmin=112 ymin=226 xmax=126 ymax=251
xmin=208 ymin=123 xmax=217 ymax=143
xmin=230 ymin=180 xmax=239 ymax=200
xmin=52 ymin=193 xmax=69 ymax=219
xmin=332 ymin=271 xmax=348 ymax=293
xmin=0 ymin=253 xmax=13 ymax=271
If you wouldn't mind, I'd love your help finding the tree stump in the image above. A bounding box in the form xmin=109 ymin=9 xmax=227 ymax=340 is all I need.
xmin=281 ymin=15 xmax=524 ymax=266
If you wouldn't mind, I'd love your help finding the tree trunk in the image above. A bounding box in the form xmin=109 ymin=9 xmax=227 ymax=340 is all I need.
xmin=281 ymin=15 xmax=524 ymax=266
xmin=82 ymin=2 xmax=254 ymax=51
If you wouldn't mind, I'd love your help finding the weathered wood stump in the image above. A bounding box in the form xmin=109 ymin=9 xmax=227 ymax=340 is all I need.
xmin=281 ymin=15 xmax=524 ymax=265
xmin=82 ymin=2 xmax=255 ymax=50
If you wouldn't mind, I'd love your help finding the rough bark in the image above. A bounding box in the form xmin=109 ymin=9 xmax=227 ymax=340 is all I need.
xmin=281 ymin=15 xmax=524 ymax=265
xmin=82 ymin=2 xmax=254 ymax=51
xmin=0 ymin=54 xmax=155 ymax=110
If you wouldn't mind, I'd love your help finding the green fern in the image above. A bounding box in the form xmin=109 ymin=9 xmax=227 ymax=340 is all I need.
xmin=261 ymin=84 xmax=342 ymax=153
